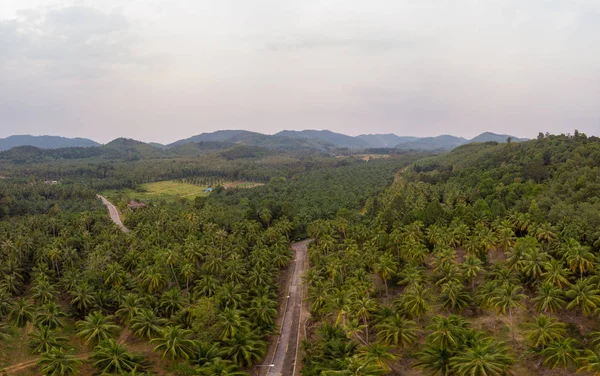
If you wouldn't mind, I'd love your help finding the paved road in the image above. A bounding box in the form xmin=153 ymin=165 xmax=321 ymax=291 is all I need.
xmin=264 ymin=240 xmax=309 ymax=376
xmin=97 ymin=195 xmax=129 ymax=232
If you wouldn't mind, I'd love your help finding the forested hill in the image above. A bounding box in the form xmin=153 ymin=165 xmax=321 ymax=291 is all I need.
xmin=401 ymin=133 xmax=600 ymax=245
xmin=301 ymin=131 xmax=600 ymax=376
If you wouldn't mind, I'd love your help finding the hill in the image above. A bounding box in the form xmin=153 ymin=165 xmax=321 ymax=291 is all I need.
xmin=395 ymin=134 xmax=468 ymax=150
xmin=100 ymin=138 xmax=166 ymax=160
xmin=0 ymin=135 xmax=99 ymax=151
xmin=275 ymin=130 xmax=370 ymax=148
xmin=470 ymin=132 xmax=528 ymax=143
xmin=357 ymin=134 xmax=418 ymax=148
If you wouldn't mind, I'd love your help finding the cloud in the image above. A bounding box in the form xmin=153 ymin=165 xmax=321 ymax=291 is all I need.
xmin=0 ymin=5 xmax=160 ymax=80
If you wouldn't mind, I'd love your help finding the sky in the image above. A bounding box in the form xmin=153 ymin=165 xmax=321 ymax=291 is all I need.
xmin=1 ymin=0 xmax=599 ymax=144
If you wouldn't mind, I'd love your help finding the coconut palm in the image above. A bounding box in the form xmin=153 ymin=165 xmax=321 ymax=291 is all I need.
xmin=374 ymin=253 xmax=397 ymax=299
xmin=37 ymin=348 xmax=83 ymax=376
xmin=357 ymin=343 xmax=398 ymax=372
xmin=31 ymin=278 xmax=58 ymax=305
xmin=531 ymin=283 xmax=566 ymax=314
xmin=414 ymin=344 xmax=452 ymax=376
xmin=76 ymin=311 xmax=120 ymax=345
xmin=69 ymin=282 xmax=95 ymax=314
xmin=426 ymin=315 xmax=469 ymax=351
xmin=401 ymin=284 xmax=430 ymax=322
xmin=439 ymin=280 xmax=471 ymax=313
xmin=9 ymin=297 xmax=35 ymax=327
xmin=541 ymin=259 xmax=571 ymax=288
xmin=130 ymin=308 xmax=167 ymax=339
xmin=217 ymin=308 xmax=250 ymax=341
xmin=195 ymin=357 xmax=248 ymax=376
xmin=577 ymin=349 xmax=600 ymax=374
xmin=247 ymin=294 xmax=278 ymax=330
xmin=151 ymin=325 xmax=198 ymax=360
xmin=159 ymin=288 xmax=185 ymax=317
xmin=449 ymin=342 xmax=514 ymax=376
xmin=489 ymin=283 xmax=526 ymax=343
xmin=563 ymin=239 xmax=595 ymax=278
xmin=375 ymin=314 xmax=418 ymax=347
xmin=523 ymin=314 xmax=566 ymax=349
xmin=565 ymin=278 xmax=600 ymax=316
xmin=92 ymin=338 xmax=149 ymax=374
xmin=35 ymin=302 xmax=66 ymax=329
xmin=462 ymin=256 xmax=483 ymax=292
xmin=220 ymin=330 xmax=267 ymax=367
xmin=541 ymin=337 xmax=580 ymax=369
xmin=28 ymin=326 xmax=68 ymax=354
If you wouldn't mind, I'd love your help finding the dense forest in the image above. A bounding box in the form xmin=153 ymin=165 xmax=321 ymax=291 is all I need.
xmin=0 ymin=132 xmax=598 ymax=375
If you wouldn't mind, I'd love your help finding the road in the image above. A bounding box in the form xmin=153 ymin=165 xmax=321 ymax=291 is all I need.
xmin=97 ymin=195 xmax=129 ymax=232
xmin=263 ymin=240 xmax=309 ymax=376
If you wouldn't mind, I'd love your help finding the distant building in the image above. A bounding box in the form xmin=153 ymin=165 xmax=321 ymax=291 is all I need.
xmin=44 ymin=180 xmax=59 ymax=185
xmin=128 ymin=200 xmax=147 ymax=209
xmin=204 ymin=187 xmax=213 ymax=193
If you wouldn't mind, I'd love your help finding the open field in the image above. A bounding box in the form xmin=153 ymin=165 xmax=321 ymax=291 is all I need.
xmin=101 ymin=180 xmax=210 ymax=204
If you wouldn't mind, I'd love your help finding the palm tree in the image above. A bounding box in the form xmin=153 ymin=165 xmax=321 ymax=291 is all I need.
xmin=356 ymin=343 xmax=398 ymax=372
xmin=531 ymin=282 xmax=566 ymax=314
xmin=426 ymin=315 xmax=469 ymax=351
xmin=374 ymin=253 xmax=397 ymax=299
xmin=541 ymin=337 xmax=580 ymax=369
xmin=92 ymin=339 xmax=149 ymax=374
xmin=523 ymin=314 xmax=566 ymax=349
xmin=0 ymin=321 xmax=11 ymax=342
xmin=9 ymin=297 xmax=35 ymax=327
xmin=195 ymin=357 xmax=248 ymax=376
xmin=577 ymin=349 xmax=600 ymax=374
xmin=159 ymin=288 xmax=185 ymax=317
xmin=115 ymin=293 xmax=142 ymax=326
xmin=565 ymin=278 xmax=600 ymax=316
xmin=217 ymin=308 xmax=250 ymax=341
xmin=37 ymin=348 xmax=83 ymax=376
xmin=541 ymin=258 xmax=571 ymax=288
xmin=35 ymin=302 xmax=66 ymax=329
xmin=413 ymin=344 xmax=452 ymax=376
xmin=490 ymin=283 xmax=526 ymax=344
xmin=31 ymin=279 xmax=57 ymax=305
xmin=375 ymin=314 xmax=418 ymax=347
xmin=69 ymin=282 xmax=95 ymax=314
xmin=220 ymin=330 xmax=267 ymax=367
xmin=130 ymin=308 xmax=167 ymax=339
xmin=76 ymin=311 xmax=120 ymax=345
xmin=462 ymin=256 xmax=483 ymax=292
xmin=519 ymin=246 xmax=550 ymax=280
xmin=564 ymin=239 xmax=595 ymax=278
xmin=151 ymin=325 xmax=198 ymax=360
xmin=0 ymin=287 xmax=12 ymax=317
xmin=28 ymin=326 xmax=68 ymax=354
xmin=449 ymin=342 xmax=514 ymax=376
xmin=321 ymin=355 xmax=386 ymax=376
xmin=401 ymin=284 xmax=430 ymax=322
xmin=247 ymin=295 xmax=278 ymax=330
xmin=439 ymin=280 xmax=471 ymax=313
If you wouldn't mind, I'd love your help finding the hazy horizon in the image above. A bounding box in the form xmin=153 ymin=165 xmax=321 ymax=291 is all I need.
xmin=2 ymin=1 xmax=599 ymax=143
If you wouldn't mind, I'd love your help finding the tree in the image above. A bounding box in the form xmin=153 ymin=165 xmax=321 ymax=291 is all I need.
xmin=565 ymin=278 xmax=600 ymax=316
xmin=523 ymin=314 xmax=566 ymax=349
xmin=374 ymin=253 xmax=397 ymax=299
xmin=35 ymin=302 xmax=66 ymax=329
xmin=374 ymin=314 xmax=418 ymax=348
xmin=401 ymin=284 xmax=430 ymax=322
xmin=541 ymin=259 xmax=571 ymax=289
xmin=69 ymin=282 xmax=95 ymax=314
xmin=37 ymin=348 xmax=83 ymax=376
xmin=541 ymin=338 xmax=580 ymax=370
xmin=449 ymin=342 xmax=514 ymax=376
xmin=531 ymin=283 xmax=566 ymax=314
xmin=220 ymin=330 xmax=267 ymax=368
xmin=356 ymin=343 xmax=398 ymax=373
xmin=426 ymin=315 xmax=469 ymax=351
xmin=490 ymin=284 xmax=526 ymax=344
xmin=28 ymin=326 xmax=68 ymax=354
xmin=76 ymin=311 xmax=120 ymax=345
xmin=9 ymin=297 xmax=35 ymax=327
xmin=577 ymin=349 xmax=600 ymax=374
xmin=195 ymin=357 xmax=248 ymax=376
xmin=462 ymin=256 xmax=483 ymax=292
xmin=414 ymin=345 xmax=452 ymax=376
xmin=564 ymin=239 xmax=595 ymax=278
xmin=130 ymin=308 xmax=167 ymax=339
xmin=92 ymin=339 xmax=148 ymax=374
xmin=151 ymin=325 xmax=198 ymax=360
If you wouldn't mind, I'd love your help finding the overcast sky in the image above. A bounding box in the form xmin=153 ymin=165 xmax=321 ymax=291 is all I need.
xmin=1 ymin=1 xmax=599 ymax=143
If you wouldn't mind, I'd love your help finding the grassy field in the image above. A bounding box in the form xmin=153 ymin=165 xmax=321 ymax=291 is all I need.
xmin=101 ymin=180 xmax=264 ymax=205
xmin=101 ymin=180 xmax=210 ymax=204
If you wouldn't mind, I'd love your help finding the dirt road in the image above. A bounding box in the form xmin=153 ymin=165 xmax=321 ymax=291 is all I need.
xmin=97 ymin=195 xmax=129 ymax=232
xmin=262 ymin=240 xmax=309 ymax=376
